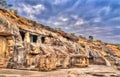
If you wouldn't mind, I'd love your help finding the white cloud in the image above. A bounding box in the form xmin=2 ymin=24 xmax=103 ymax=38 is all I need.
xmin=54 ymin=22 xmax=62 ymax=25
xmin=106 ymin=35 xmax=120 ymax=38
xmin=52 ymin=0 xmax=68 ymax=5
xmin=17 ymin=3 xmax=45 ymax=19
xmin=64 ymin=27 xmax=70 ymax=30
xmin=71 ymin=15 xmax=78 ymax=19
xmin=75 ymin=19 xmax=85 ymax=26
xmin=110 ymin=17 xmax=120 ymax=21
xmin=115 ymin=26 xmax=120 ymax=29
xmin=93 ymin=18 xmax=101 ymax=22
xmin=58 ymin=16 xmax=69 ymax=22
xmin=33 ymin=4 xmax=45 ymax=14
xmin=29 ymin=14 xmax=36 ymax=19
xmin=98 ymin=6 xmax=111 ymax=15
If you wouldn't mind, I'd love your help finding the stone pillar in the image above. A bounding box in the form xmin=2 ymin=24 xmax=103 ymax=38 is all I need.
xmin=83 ymin=57 xmax=86 ymax=64
xmin=6 ymin=36 xmax=15 ymax=58
xmin=55 ymin=56 xmax=61 ymax=67
xmin=44 ymin=37 xmax=51 ymax=44
xmin=80 ymin=58 xmax=82 ymax=64
xmin=45 ymin=56 xmax=50 ymax=71
xmin=24 ymin=32 xmax=30 ymax=43
xmin=49 ymin=54 xmax=57 ymax=70
xmin=62 ymin=56 xmax=70 ymax=68
xmin=39 ymin=56 xmax=45 ymax=71
xmin=71 ymin=57 xmax=75 ymax=66
xmin=37 ymin=36 xmax=41 ymax=44
xmin=86 ymin=58 xmax=89 ymax=65
xmin=37 ymin=35 xmax=45 ymax=44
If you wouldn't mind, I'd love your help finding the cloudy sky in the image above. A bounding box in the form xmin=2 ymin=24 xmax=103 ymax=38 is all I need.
xmin=7 ymin=0 xmax=120 ymax=44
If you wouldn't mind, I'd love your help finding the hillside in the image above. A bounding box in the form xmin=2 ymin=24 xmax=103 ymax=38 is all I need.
xmin=0 ymin=8 xmax=120 ymax=73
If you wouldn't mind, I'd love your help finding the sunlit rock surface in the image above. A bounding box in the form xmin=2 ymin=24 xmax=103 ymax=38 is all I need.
xmin=0 ymin=8 xmax=120 ymax=72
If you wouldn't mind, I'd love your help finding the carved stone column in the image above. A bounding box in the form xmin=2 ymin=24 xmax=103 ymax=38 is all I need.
xmin=24 ymin=32 xmax=30 ymax=43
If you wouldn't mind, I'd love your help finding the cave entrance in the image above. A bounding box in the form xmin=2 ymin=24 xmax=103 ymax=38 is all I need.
xmin=30 ymin=34 xmax=38 ymax=43
xmin=20 ymin=31 xmax=25 ymax=41
xmin=89 ymin=52 xmax=94 ymax=64
xmin=41 ymin=36 xmax=45 ymax=43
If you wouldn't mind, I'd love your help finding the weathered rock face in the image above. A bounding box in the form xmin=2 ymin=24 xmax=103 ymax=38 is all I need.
xmin=0 ymin=8 xmax=88 ymax=71
xmin=79 ymin=38 xmax=120 ymax=67
xmin=0 ymin=8 xmax=120 ymax=71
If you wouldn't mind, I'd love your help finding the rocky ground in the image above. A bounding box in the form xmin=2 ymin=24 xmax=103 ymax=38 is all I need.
xmin=0 ymin=65 xmax=120 ymax=77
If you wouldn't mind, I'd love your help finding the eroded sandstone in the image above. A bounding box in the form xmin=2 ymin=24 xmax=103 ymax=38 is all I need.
xmin=0 ymin=8 xmax=120 ymax=71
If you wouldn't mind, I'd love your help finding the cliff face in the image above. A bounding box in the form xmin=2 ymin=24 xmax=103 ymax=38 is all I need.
xmin=0 ymin=8 xmax=88 ymax=71
xmin=0 ymin=8 xmax=120 ymax=71
xmin=78 ymin=37 xmax=120 ymax=66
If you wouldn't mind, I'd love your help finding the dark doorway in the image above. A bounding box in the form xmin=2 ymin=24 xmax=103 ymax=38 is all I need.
xmin=20 ymin=31 xmax=25 ymax=41
xmin=41 ymin=36 xmax=45 ymax=43
xmin=30 ymin=34 xmax=38 ymax=43
xmin=89 ymin=52 xmax=94 ymax=64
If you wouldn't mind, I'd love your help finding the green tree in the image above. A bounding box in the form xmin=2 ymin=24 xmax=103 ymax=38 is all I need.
xmin=13 ymin=9 xmax=18 ymax=14
xmin=89 ymin=36 xmax=93 ymax=42
xmin=70 ymin=33 xmax=75 ymax=35
xmin=10 ymin=9 xmax=18 ymax=15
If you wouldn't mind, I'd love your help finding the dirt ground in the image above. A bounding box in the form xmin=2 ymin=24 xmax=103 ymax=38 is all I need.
xmin=0 ymin=65 xmax=120 ymax=77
